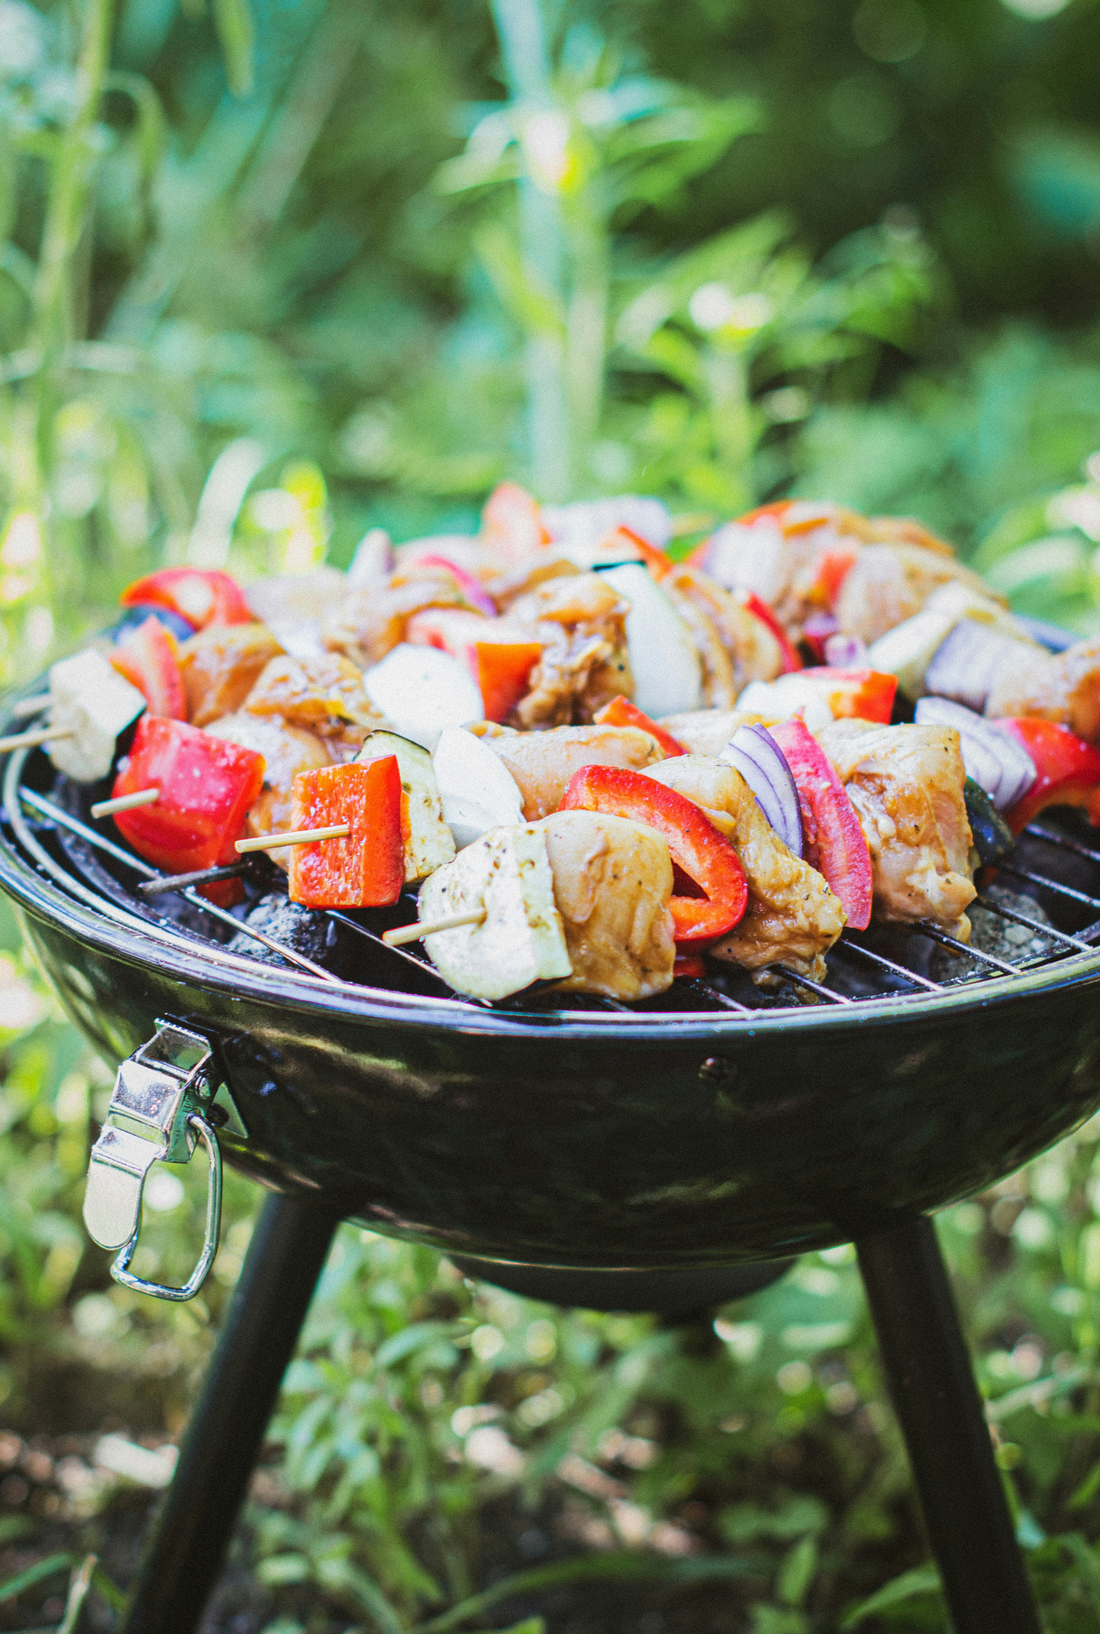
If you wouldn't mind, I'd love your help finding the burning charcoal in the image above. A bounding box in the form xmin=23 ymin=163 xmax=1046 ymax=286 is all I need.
xmin=229 ymin=892 xmax=339 ymax=970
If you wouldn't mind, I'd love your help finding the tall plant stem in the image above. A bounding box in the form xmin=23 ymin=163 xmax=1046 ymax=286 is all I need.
xmin=490 ymin=0 xmax=571 ymax=500
xmin=30 ymin=0 xmax=116 ymax=525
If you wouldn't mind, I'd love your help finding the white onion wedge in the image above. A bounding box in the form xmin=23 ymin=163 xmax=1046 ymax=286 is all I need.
xmin=432 ymin=726 xmax=525 ymax=849
xmin=364 ymin=643 xmax=484 ymax=750
xmin=597 ymin=562 xmax=703 ymax=717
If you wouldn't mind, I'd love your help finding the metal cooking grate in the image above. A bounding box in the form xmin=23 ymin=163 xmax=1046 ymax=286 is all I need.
xmin=5 ymin=737 xmax=1100 ymax=1021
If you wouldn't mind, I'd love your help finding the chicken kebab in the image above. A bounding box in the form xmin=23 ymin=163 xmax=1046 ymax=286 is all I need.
xmin=13 ymin=479 xmax=1100 ymax=1005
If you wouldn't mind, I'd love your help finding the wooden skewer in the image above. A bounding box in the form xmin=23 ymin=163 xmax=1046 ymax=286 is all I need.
xmin=383 ymin=909 xmax=487 ymax=947
xmin=11 ymin=695 xmax=48 ymax=720
xmin=236 ymin=823 xmax=351 ymax=854
xmin=91 ymin=787 xmax=159 ymax=819
xmin=0 ymin=725 xmax=72 ymax=753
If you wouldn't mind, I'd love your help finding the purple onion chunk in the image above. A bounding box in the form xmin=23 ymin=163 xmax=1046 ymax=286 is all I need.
xmin=914 ymin=696 xmax=1038 ymax=811
xmin=721 ymin=724 xmax=803 ymax=856
xmin=924 ymin=619 xmax=1024 ymax=713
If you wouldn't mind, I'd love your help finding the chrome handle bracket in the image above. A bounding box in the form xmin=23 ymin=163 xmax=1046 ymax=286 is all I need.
xmin=83 ymin=1021 xmax=223 ymax=1301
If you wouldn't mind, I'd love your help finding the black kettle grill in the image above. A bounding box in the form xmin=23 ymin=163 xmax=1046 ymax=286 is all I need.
xmin=4 ymin=662 xmax=1100 ymax=1634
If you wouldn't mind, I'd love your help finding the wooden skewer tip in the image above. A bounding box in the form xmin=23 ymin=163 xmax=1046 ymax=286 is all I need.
xmin=383 ymin=909 xmax=488 ymax=947
xmin=91 ymin=786 xmax=160 ymax=819
xmin=235 ymin=823 xmax=351 ymax=854
xmin=0 ymin=725 xmax=73 ymax=753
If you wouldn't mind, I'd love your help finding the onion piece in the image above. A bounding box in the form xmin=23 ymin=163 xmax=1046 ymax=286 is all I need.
xmin=823 ymin=632 xmax=868 ymax=667
xmin=924 ymin=619 xmax=1030 ymax=712
xmin=914 ymin=696 xmax=1037 ymax=811
xmin=415 ymin=554 xmax=498 ymax=618
xmin=720 ymin=724 xmax=803 ymax=856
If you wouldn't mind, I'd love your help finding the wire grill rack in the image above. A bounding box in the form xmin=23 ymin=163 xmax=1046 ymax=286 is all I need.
xmin=5 ymin=739 xmax=1100 ymax=1022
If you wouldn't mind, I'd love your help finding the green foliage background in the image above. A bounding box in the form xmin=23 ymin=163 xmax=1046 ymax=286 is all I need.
xmin=5 ymin=0 xmax=1100 ymax=1628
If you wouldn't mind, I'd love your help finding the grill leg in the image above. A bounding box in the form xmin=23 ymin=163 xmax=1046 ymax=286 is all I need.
xmin=117 ymin=1192 xmax=341 ymax=1634
xmin=856 ymin=1216 xmax=1040 ymax=1634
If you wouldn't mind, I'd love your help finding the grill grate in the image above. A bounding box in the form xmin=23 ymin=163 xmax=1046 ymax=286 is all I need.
xmin=5 ymin=740 xmax=1100 ymax=1021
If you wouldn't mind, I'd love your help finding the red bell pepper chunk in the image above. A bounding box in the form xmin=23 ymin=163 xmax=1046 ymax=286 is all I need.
xmin=559 ymin=764 xmax=748 ymax=943
xmin=737 ymin=591 xmax=803 ymax=674
xmin=811 ymin=548 xmax=859 ymax=610
xmin=996 ymin=717 xmax=1100 ymax=834
xmin=120 ymin=568 xmax=252 ymax=630
xmin=481 ymin=482 xmax=550 ymax=562
xmin=593 ymin=695 xmax=686 ymax=757
xmin=288 ymin=758 xmax=404 ymax=909
xmin=769 ymin=717 xmax=873 ymax=930
xmin=790 ymin=666 xmax=897 ymax=724
xmin=110 ymin=616 xmax=187 ymax=720
xmin=406 ymin=608 xmax=543 ymax=722
xmin=601 ymin=525 xmax=675 ymax=579
xmin=112 ymin=716 xmax=265 ymax=874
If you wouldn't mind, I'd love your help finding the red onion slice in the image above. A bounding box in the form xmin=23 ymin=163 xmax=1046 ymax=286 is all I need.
xmin=914 ymin=696 xmax=1037 ymax=811
xmin=823 ymin=632 xmax=868 ymax=667
xmin=721 ymin=725 xmax=803 ymax=856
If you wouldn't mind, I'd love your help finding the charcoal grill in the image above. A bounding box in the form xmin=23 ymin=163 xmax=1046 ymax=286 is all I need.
xmin=3 ymin=667 xmax=1100 ymax=1634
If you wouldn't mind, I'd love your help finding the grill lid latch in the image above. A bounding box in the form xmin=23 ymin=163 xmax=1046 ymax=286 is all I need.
xmin=83 ymin=1022 xmax=223 ymax=1302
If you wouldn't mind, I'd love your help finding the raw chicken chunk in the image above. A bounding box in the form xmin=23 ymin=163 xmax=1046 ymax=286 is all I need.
xmin=646 ymin=756 xmax=845 ymax=979
xmin=480 ymin=723 xmax=666 ymax=819
xmin=985 ymin=633 xmax=1100 ymax=746
xmin=508 ymin=573 xmax=633 ymax=727
xmin=835 ymin=544 xmax=997 ymax=647
xmin=243 ymin=653 xmax=386 ymax=750
xmin=816 ymin=719 xmax=975 ymax=934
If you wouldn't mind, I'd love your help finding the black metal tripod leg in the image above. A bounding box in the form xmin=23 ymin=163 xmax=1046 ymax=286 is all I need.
xmin=118 ymin=1192 xmax=342 ymax=1634
xmin=856 ymin=1216 xmax=1041 ymax=1634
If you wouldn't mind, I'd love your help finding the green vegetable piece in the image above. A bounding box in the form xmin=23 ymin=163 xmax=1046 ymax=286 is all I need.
xmin=964 ymin=777 xmax=1015 ymax=866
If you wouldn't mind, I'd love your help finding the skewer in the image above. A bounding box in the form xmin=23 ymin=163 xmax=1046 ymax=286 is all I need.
xmin=91 ymin=787 xmax=159 ymax=819
xmin=235 ymin=824 xmax=350 ymax=853
xmin=383 ymin=909 xmax=487 ymax=947
xmin=10 ymin=695 xmax=47 ymax=720
xmin=138 ymin=862 xmax=250 ymax=896
xmin=0 ymin=725 xmax=71 ymax=753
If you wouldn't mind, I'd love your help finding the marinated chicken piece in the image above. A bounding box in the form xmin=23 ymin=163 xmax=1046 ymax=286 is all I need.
xmin=535 ymin=810 xmax=676 ymax=999
xmin=816 ymin=718 xmax=975 ymax=934
xmin=664 ymin=580 xmax=738 ymax=707
xmin=204 ymin=712 xmax=333 ymax=866
xmin=179 ymin=623 xmax=285 ymax=727
xmin=323 ymin=570 xmax=469 ymax=668
xmin=659 ymin=708 xmax=763 ymax=757
xmin=985 ymin=634 xmax=1100 ymax=745
xmin=664 ymin=564 xmax=786 ymax=696
xmin=486 ymin=556 xmax=581 ymax=611
xmin=482 ymin=724 xmax=666 ymax=819
xmin=509 ymin=573 xmax=633 ymax=727
xmin=646 ymin=756 xmax=845 ymax=979
xmin=244 ymin=653 xmax=386 ymax=741
xmin=835 ymin=544 xmax=997 ymax=647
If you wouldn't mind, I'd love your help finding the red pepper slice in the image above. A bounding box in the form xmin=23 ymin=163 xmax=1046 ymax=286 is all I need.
xmin=288 ymin=758 xmax=403 ymax=909
xmin=559 ymin=764 xmax=748 ymax=943
xmin=737 ymin=591 xmax=803 ymax=674
xmin=673 ymin=952 xmax=707 ymax=980
xmin=769 ymin=717 xmax=873 ymax=930
xmin=112 ymin=716 xmax=265 ymax=874
xmin=811 ymin=548 xmax=859 ymax=610
xmin=734 ymin=501 xmax=796 ymax=527
xmin=996 ymin=717 xmax=1100 ymax=834
xmin=120 ymin=568 xmax=252 ymax=630
xmin=110 ymin=616 xmax=187 ymax=720
xmin=593 ymin=695 xmax=686 ymax=757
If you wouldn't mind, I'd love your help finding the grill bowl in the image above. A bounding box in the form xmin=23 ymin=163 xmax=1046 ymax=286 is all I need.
xmin=5 ymin=679 xmax=1100 ymax=1271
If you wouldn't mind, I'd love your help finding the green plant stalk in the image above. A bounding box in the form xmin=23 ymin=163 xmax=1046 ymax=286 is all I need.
xmin=27 ymin=0 xmax=117 ymax=614
xmin=564 ymin=197 xmax=609 ymax=490
xmin=489 ymin=0 xmax=570 ymax=500
xmin=704 ymin=341 xmax=754 ymax=511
